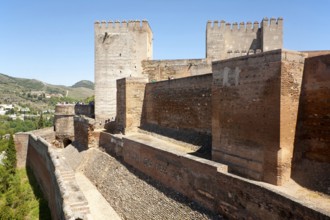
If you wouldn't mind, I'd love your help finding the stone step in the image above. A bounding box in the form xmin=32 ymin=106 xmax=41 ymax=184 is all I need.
xmin=70 ymin=201 xmax=89 ymax=207
xmin=71 ymin=206 xmax=90 ymax=214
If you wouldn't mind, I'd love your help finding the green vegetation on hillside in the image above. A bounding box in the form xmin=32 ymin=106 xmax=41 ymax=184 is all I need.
xmin=0 ymin=135 xmax=51 ymax=220
xmin=0 ymin=72 xmax=94 ymax=219
xmin=0 ymin=73 xmax=94 ymax=108
xmin=0 ymin=115 xmax=53 ymax=136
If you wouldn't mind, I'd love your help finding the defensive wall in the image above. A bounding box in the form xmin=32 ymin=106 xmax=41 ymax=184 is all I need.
xmin=116 ymin=77 xmax=148 ymax=134
xmin=54 ymin=104 xmax=75 ymax=147
xmin=14 ymin=130 xmax=91 ymax=220
xmin=115 ymin=49 xmax=330 ymax=194
xmin=45 ymin=50 xmax=330 ymax=219
xmin=54 ymin=103 xmax=94 ymax=148
xmin=93 ymin=131 xmax=330 ymax=219
xmin=292 ymin=54 xmax=330 ymax=193
xmin=141 ymin=74 xmax=212 ymax=149
xmin=74 ymin=116 xmax=97 ymax=150
xmin=15 ymin=127 xmax=55 ymax=168
xmin=141 ymin=59 xmax=212 ymax=81
xmin=12 ymin=17 xmax=330 ymax=219
xmin=206 ymin=17 xmax=282 ymax=60
xmin=212 ymin=50 xmax=306 ymax=185
xmin=13 ymin=124 xmax=330 ymax=220
xmin=94 ymin=18 xmax=282 ymax=125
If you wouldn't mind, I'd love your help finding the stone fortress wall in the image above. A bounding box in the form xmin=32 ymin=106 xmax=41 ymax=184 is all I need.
xmin=141 ymin=74 xmax=213 ymax=147
xmin=212 ymin=50 xmax=306 ymax=185
xmin=292 ymin=54 xmax=330 ymax=193
xmin=95 ymin=18 xmax=282 ymax=126
xmin=142 ymin=59 xmax=212 ymax=81
xmin=15 ymin=130 xmax=90 ymax=220
xmin=54 ymin=104 xmax=75 ymax=146
xmin=206 ymin=17 xmax=282 ymax=60
xmin=13 ymin=17 xmax=330 ymax=220
xmin=107 ymin=17 xmax=329 ymax=193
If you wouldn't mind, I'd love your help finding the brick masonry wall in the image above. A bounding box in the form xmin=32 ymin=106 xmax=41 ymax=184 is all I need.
xmin=20 ymin=134 xmax=90 ymax=219
xmin=75 ymin=104 xmax=94 ymax=118
xmin=27 ymin=135 xmax=65 ymax=220
xmin=142 ymin=59 xmax=212 ymax=82
xmin=212 ymin=50 xmax=305 ymax=185
xmin=74 ymin=116 xmax=96 ymax=150
xmin=14 ymin=128 xmax=55 ymax=168
xmin=141 ymin=74 xmax=212 ymax=144
xmin=292 ymin=54 xmax=330 ymax=194
xmin=119 ymin=136 xmax=328 ymax=220
xmin=116 ymin=77 xmax=148 ymax=134
xmin=99 ymin=132 xmax=123 ymax=157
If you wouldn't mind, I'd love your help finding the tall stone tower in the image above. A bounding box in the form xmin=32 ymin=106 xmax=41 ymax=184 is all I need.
xmin=94 ymin=20 xmax=153 ymax=124
xmin=206 ymin=17 xmax=283 ymax=61
xmin=261 ymin=17 xmax=283 ymax=51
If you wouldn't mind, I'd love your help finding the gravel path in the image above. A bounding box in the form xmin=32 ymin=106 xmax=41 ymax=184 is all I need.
xmin=81 ymin=149 xmax=224 ymax=220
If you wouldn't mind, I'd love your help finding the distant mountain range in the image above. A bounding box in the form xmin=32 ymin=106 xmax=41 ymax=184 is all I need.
xmin=0 ymin=73 xmax=94 ymax=109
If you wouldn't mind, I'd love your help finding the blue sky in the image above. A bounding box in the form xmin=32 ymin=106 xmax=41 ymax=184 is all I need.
xmin=0 ymin=0 xmax=329 ymax=86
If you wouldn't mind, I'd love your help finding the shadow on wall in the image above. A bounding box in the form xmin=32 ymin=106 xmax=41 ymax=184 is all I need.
xmin=291 ymin=54 xmax=330 ymax=195
xmin=104 ymin=120 xmax=118 ymax=133
xmin=63 ymin=138 xmax=72 ymax=148
xmin=140 ymin=123 xmax=212 ymax=159
xmin=139 ymin=75 xmax=213 ymax=159
xmin=26 ymin=167 xmax=52 ymax=220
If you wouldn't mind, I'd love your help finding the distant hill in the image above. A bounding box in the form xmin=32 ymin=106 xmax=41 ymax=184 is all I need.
xmin=71 ymin=80 xmax=94 ymax=90
xmin=0 ymin=73 xmax=94 ymax=108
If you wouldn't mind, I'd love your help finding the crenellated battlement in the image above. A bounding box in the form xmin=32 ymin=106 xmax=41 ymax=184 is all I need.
xmin=261 ymin=17 xmax=283 ymax=29
xmin=207 ymin=20 xmax=260 ymax=32
xmin=207 ymin=17 xmax=282 ymax=32
xmin=206 ymin=17 xmax=283 ymax=60
xmin=94 ymin=20 xmax=151 ymax=32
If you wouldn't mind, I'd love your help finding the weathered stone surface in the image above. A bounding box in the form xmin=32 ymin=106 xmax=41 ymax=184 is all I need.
xmin=141 ymin=74 xmax=212 ymax=147
xmin=142 ymin=59 xmax=212 ymax=82
xmin=54 ymin=104 xmax=75 ymax=147
xmin=292 ymin=54 xmax=330 ymax=194
xmin=26 ymin=134 xmax=90 ymax=220
xmin=94 ymin=21 xmax=153 ymax=124
xmin=212 ymin=50 xmax=306 ymax=185
xmin=206 ymin=18 xmax=282 ymax=61
xmin=14 ymin=132 xmax=30 ymax=168
xmin=116 ymin=77 xmax=148 ymax=134
xmin=74 ymin=116 xmax=96 ymax=150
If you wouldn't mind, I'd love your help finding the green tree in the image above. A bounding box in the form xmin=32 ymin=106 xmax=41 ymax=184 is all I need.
xmin=37 ymin=112 xmax=44 ymax=129
xmin=84 ymin=95 xmax=95 ymax=104
xmin=4 ymin=134 xmax=16 ymax=175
